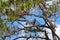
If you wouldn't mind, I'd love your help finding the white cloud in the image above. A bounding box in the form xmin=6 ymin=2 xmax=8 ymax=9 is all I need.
xmin=55 ymin=25 xmax=60 ymax=37
xmin=46 ymin=1 xmax=53 ymax=5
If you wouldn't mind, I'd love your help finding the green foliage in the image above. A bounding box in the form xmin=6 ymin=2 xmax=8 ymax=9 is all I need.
xmin=2 ymin=22 xmax=9 ymax=32
xmin=3 ymin=1 xmax=9 ymax=6
xmin=48 ymin=5 xmax=56 ymax=11
xmin=0 ymin=22 xmax=9 ymax=32
xmin=0 ymin=9 xmax=2 ymax=13
xmin=7 ymin=15 xmax=18 ymax=21
xmin=56 ymin=1 xmax=60 ymax=4
xmin=0 ymin=18 xmax=3 ymax=23
xmin=0 ymin=0 xmax=2 ymax=6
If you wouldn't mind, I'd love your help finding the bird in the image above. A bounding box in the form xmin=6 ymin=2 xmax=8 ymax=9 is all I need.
xmin=33 ymin=18 xmax=36 ymax=25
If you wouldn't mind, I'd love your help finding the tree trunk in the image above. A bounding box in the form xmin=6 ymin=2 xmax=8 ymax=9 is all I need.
xmin=52 ymin=29 xmax=57 ymax=40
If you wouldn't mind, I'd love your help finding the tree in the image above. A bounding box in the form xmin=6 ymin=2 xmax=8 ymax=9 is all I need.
xmin=0 ymin=0 xmax=60 ymax=40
